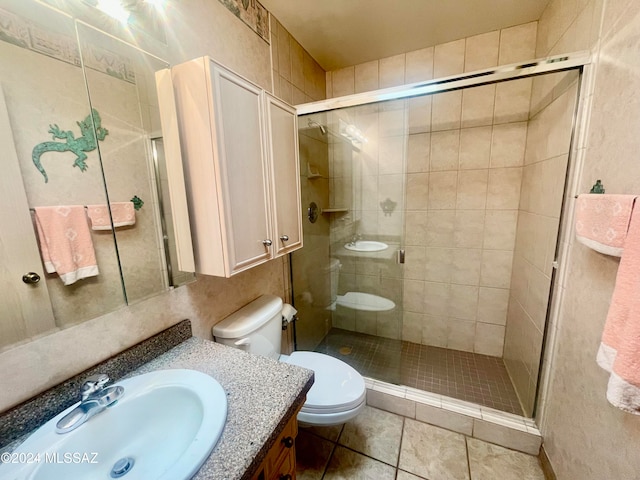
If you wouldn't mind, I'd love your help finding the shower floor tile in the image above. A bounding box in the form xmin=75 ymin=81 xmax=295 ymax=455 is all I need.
xmin=314 ymin=328 xmax=523 ymax=415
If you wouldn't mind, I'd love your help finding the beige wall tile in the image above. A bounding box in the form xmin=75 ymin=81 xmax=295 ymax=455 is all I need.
xmin=280 ymin=77 xmax=293 ymax=103
xmin=452 ymin=249 xmax=482 ymax=286
xmin=474 ymin=322 xmax=505 ymax=356
xmin=379 ymin=54 xmax=406 ymax=88
xmin=450 ymin=284 xmax=479 ymax=320
xmin=465 ymin=31 xmax=500 ymax=72
xmin=367 ymin=389 xmax=416 ymax=418
xmin=498 ymin=22 xmax=537 ymax=65
xmin=432 ymin=91 xmax=463 ymax=131
xmin=332 ymin=66 xmax=355 ymax=96
xmin=422 ymin=314 xmax=449 ymax=347
xmin=424 ymin=281 xmax=451 ymax=316
xmin=430 ymin=130 xmax=460 ymax=171
xmin=425 ymin=247 xmax=454 ymax=283
xmin=277 ymin=22 xmax=291 ymax=81
xmin=290 ymin=38 xmax=305 ymax=90
xmin=490 ymin=122 xmax=528 ymax=168
xmin=355 ymin=60 xmax=379 ymax=93
xmin=378 ymin=136 xmax=404 ymax=174
xmin=404 ymin=246 xmax=427 ymax=281
xmin=405 ymin=47 xmax=435 ymax=83
xmin=486 ymin=168 xmax=523 ymax=210
xmin=453 ymin=210 xmax=485 ymax=249
xmin=292 ymin=86 xmax=306 ymax=105
xmin=434 ymin=39 xmax=466 ymax=77
xmin=459 ymin=127 xmax=492 ymax=170
xmin=379 ymin=101 xmax=406 ymax=137
xmin=428 ymin=171 xmax=458 ymax=209
xmin=407 ymin=96 xmax=432 ymax=134
xmin=480 ymin=250 xmax=514 ymax=288
xmin=427 ymin=210 xmax=456 ymax=247
xmin=355 ymin=310 xmax=378 ymax=335
xmin=447 ymin=317 xmax=476 ymax=351
xmin=405 ymin=211 xmax=428 ymax=246
xmin=494 ymin=78 xmax=533 ymax=124
xmin=456 ymin=169 xmax=488 ymax=210
xmin=477 ymin=287 xmax=509 ymax=325
xmin=403 ymin=311 xmax=424 ymax=340
xmin=472 ymin=419 xmax=541 ymax=455
xmin=415 ymin=403 xmax=474 ymax=435
xmin=303 ymin=50 xmax=326 ymax=101
xmin=406 ymin=173 xmax=429 ymax=210
xmin=483 ymin=210 xmax=518 ymax=250
xmin=404 ymin=279 xmax=426 ymax=313
xmin=407 ymin=133 xmax=431 ymax=173
xmin=462 ymin=85 xmax=496 ymax=128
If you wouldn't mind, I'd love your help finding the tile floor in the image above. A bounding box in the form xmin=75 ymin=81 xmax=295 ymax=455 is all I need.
xmin=315 ymin=328 xmax=522 ymax=415
xmin=296 ymin=405 xmax=545 ymax=480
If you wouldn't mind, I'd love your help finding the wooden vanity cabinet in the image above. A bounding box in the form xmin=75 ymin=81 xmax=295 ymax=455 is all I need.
xmin=251 ymin=406 xmax=300 ymax=480
xmin=169 ymin=57 xmax=302 ymax=277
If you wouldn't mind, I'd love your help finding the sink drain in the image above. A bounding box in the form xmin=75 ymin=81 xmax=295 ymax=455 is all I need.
xmin=110 ymin=457 xmax=135 ymax=478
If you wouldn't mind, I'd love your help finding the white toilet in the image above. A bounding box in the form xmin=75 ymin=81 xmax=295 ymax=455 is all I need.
xmin=212 ymin=295 xmax=366 ymax=426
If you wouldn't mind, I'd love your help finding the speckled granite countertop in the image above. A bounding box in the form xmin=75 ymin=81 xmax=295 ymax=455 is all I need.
xmin=127 ymin=337 xmax=314 ymax=480
xmin=2 ymin=336 xmax=314 ymax=480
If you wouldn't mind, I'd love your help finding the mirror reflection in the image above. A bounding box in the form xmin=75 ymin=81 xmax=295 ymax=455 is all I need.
xmin=0 ymin=0 xmax=194 ymax=351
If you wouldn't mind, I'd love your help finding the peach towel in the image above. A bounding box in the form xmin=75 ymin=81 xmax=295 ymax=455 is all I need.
xmin=33 ymin=206 xmax=99 ymax=286
xmin=596 ymin=203 xmax=640 ymax=414
xmin=575 ymin=194 xmax=637 ymax=256
xmin=87 ymin=202 xmax=136 ymax=230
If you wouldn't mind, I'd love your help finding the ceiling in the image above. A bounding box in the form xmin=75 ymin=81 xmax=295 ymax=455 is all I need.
xmin=260 ymin=0 xmax=550 ymax=71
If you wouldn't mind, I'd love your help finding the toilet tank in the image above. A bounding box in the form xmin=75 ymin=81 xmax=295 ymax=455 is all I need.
xmin=212 ymin=295 xmax=283 ymax=360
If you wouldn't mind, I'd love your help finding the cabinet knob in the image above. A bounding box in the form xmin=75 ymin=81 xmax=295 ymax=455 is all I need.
xmin=279 ymin=235 xmax=289 ymax=242
xmin=281 ymin=436 xmax=294 ymax=448
xmin=279 ymin=475 xmax=292 ymax=480
xmin=22 ymin=272 xmax=41 ymax=284
xmin=262 ymin=239 xmax=273 ymax=247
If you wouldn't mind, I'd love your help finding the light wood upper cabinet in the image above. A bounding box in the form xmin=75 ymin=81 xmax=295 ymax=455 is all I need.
xmin=264 ymin=93 xmax=303 ymax=257
xmin=169 ymin=57 xmax=302 ymax=277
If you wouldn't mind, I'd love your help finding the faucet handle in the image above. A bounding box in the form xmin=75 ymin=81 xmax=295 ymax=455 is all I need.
xmin=81 ymin=374 xmax=110 ymax=400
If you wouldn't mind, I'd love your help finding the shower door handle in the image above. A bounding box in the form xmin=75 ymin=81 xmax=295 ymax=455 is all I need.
xmin=397 ymin=249 xmax=405 ymax=264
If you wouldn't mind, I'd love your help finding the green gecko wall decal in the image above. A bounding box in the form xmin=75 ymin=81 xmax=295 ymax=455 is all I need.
xmin=31 ymin=108 xmax=109 ymax=183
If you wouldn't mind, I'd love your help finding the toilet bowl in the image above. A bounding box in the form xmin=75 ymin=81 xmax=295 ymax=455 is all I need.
xmin=212 ymin=295 xmax=366 ymax=426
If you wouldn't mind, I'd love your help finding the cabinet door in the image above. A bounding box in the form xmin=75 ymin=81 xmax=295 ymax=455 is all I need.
xmin=210 ymin=63 xmax=273 ymax=274
xmin=264 ymin=94 xmax=303 ymax=257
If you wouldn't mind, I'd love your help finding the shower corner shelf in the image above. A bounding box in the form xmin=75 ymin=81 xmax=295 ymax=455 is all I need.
xmin=321 ymin=207 xmax=349 ymax=214
xmin=306 ymin=163 xmax=326 ymax=179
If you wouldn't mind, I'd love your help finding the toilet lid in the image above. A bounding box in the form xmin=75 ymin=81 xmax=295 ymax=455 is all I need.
xmin=283 ymin=352 xmax=366 ymax=414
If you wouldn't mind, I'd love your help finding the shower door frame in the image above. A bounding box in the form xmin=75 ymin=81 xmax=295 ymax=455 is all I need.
xmin=295 ymin=51 xmax=591 ymax=419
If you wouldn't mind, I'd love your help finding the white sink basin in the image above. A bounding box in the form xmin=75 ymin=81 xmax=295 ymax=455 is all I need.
xmin=344 ymin=240 xmax=388 ymax=252
xmin=0 ymin=369 xmax=227 ymax=480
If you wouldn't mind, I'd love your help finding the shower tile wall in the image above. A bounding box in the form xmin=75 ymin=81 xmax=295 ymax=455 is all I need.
xmin=504 ymin=71 xmax=578 ymax=415
xmin=322 ymin=23 xmax=540 ymax=353
xmin=401 ymin=79 xmax=531 ymax=356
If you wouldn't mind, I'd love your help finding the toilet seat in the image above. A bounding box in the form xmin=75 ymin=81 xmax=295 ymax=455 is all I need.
xmin=281 ymin=351 xmax=366 ymax=425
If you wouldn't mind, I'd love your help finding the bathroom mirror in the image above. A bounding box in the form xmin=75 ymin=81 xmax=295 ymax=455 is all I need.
xmin=0 ymin=0 xmax=194 ymax=351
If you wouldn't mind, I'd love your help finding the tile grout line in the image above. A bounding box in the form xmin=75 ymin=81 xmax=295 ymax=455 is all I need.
xmin=465 ymin=435 xmax=473 ymax=480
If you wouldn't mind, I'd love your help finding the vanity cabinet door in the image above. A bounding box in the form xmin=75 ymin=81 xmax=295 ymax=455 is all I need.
xmin=264 ymin=93 xmax=303 ymax=258
xmin=171 ymin=57 xmax=273 ymax=277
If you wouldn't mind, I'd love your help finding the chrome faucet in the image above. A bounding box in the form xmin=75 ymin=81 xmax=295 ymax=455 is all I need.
xmin=55 ymin=374 xmax=124 ymax=434
xmin=348 ymin=233 xmax=362 ymax=246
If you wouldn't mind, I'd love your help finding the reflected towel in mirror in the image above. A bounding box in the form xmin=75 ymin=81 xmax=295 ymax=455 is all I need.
xmin=87 ymin=202 xmax=136 ymax=230
xmin=33 ymin=206 xmax=99 ymax=285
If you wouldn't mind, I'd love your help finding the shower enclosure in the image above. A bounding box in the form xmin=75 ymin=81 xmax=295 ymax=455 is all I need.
xmin=291 ymin=55 xmax=584 ymax=417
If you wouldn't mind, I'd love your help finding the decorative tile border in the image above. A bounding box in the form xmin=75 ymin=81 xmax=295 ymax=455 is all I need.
xmin=0 ymin=7 xmax=136 ymax=84
xmin=217 ymin=0 xmax=270 ymax=43
xmin=0 ymin=320 xmax=192 ymax=448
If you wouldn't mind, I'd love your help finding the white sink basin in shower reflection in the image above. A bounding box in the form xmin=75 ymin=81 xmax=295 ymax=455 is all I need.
xmin=0 ymin=369 xmax=227 ymax=480
xmin=344 ymin=240 xmax=388 ymax=252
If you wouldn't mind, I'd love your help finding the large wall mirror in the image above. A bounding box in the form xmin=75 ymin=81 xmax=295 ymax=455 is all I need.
xmin=0 ymin=0 xmax=194 ymax=351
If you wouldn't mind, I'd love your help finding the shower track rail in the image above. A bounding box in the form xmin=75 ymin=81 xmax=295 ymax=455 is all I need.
xmin=296 ymin=51 xmax=590 ymax=115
